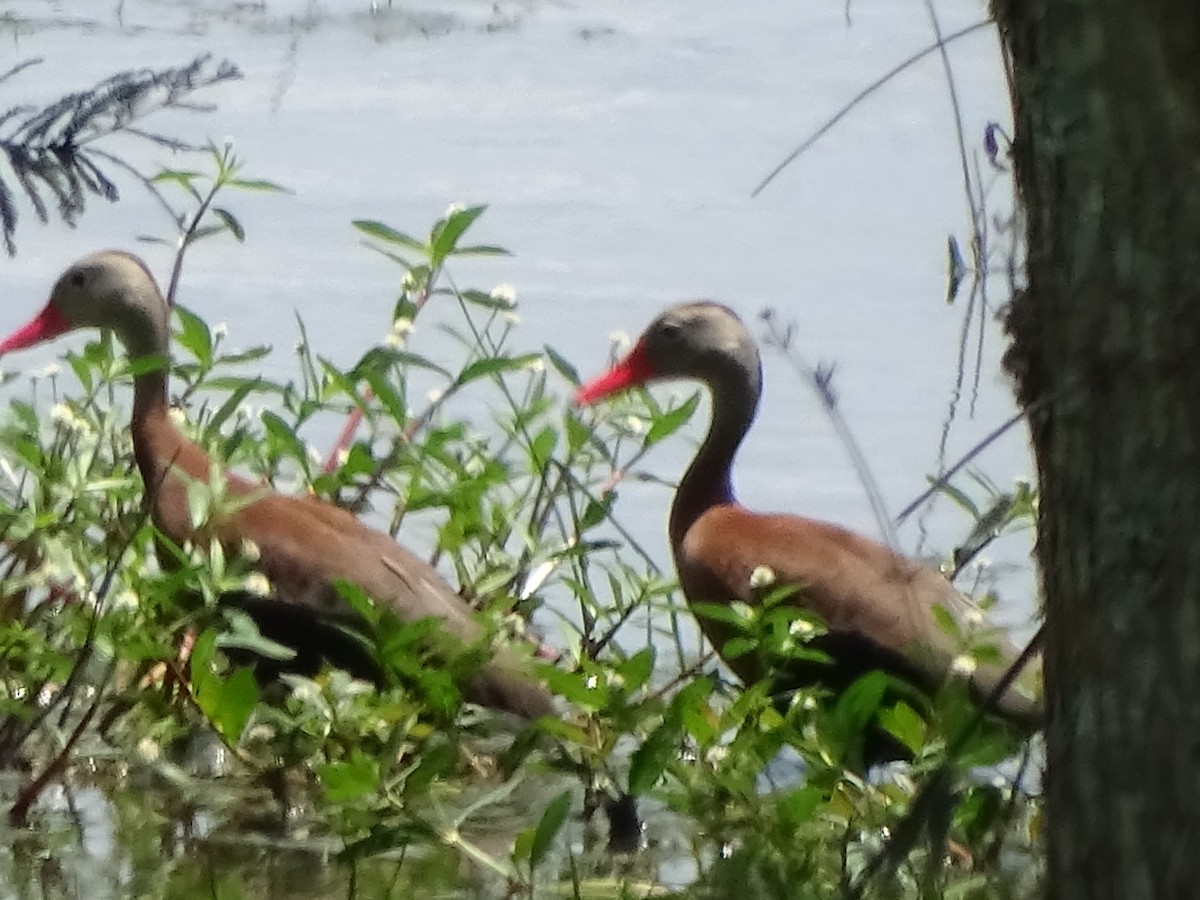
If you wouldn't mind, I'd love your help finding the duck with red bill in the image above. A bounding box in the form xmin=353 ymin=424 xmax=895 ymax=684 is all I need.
xmin=574 ymin=301 xmax=1040 ymax=766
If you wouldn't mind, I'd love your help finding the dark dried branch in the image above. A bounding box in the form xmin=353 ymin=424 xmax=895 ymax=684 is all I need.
xmin=0 ymin=54 xmax=242 ymax=255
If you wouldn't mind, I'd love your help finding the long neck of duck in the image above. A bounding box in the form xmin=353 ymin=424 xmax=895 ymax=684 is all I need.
xmin=669 ymin=365 xmax=761 ymax=545
xmin=130 ymin=357 xmax=184 ymax=490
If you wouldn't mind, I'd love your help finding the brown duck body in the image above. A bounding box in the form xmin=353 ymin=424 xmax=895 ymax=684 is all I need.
xmin=577 ymin=301 xmax=1041 ymax=756
xmin=4 ymin=251 xmax=554 ymax=720
xmin=675 ymin=503 xmax=1040 ymax=727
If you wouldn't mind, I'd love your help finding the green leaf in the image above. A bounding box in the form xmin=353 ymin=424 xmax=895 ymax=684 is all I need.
xmin=228 ymin=177 xmax=292 ymax=194
xmin=217 ymin=608 xmax=298 ymax=662
xmin=877 ymin=700 xmax=926 ymax=754
xmin=453 ymin=244 xmax=511 ymax=257
xmin=617 ymin=647 xmax=655 ymax=693
xmin=260 ymin=410 xmax=307 ymax=463
xmin=457 ymin=354 xmax=541 ymax=386
xmin=212 ymin=207 xmax=245 ymax=242
xmin=361 ymin=367 xmax=407 ymax=424
xmin=832 ymin=671 xmax=889 ymax=739
xmin=174 ymin=306 xmax=213 ymax=367
xmin=430 ymin=204 xmax=486 ymax=263
xmin=352 ymin=219 xmax=427 ymax=253
xmin=203 ymin=378 xmax=260 ymax=441
xmin=528 ymin=426 xmax=557 ymax=472
xmin=579 ymin=496 xmax=612 ymax=531
xmin=212 ymin=666 xmax=258 ymax=741
xmin=152 ymin=169 xmax=203 ymax=199
xmin=930 ymin=603 xmax=962 ymax=640
xmin=332 ymin=579 xmax=381 ymax=628
xmin=216 ymin=345 xmax=272 ymax=366
xmin=319 ymin=749 xmax=380 ymax=803
xmin=539 ymin=666 xmax=608 ymax=709
xmin=543 ymin=345 xmax=579 ymax=385
xmin=629 ymin=723 xmax=677 ymax=795
xmin=644 ymin=393 xmax=700 ymax=447
xmin=530 ymin=791 xmax=571 ymax=868
xmin=692 ymin=601 xmax=751 ymax=629
xmin=933 ymin=478 xmax=980 ymax=518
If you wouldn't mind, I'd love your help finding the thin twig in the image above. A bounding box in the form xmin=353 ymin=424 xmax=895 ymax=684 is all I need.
xmin=751 ymin=20 xmax=993 ymax=197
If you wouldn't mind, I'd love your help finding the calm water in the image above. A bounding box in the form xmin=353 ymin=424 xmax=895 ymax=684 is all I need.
xmin=0 ymin=0 xmax=1033 ymax=892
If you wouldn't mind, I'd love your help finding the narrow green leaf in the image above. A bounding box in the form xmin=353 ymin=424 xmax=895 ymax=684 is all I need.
xmin=228 ymin=177 xmax=292 ymax=194
xmin=453 ymin=244 xmax=511 ymax=257
xmin=644 ymin=393 xmax=700 ymax=447
xmin=692 ymin=601 xmax=751 ymax=629
xmin=352 ymin=219 xmax=427 ymax=253
xmin=529 ymin=426 xmax=557 ymax=472
xmin=203 ymin=378 xmax=260 ymax=440
xmin=543 ymin=345 xmax=579 ymax=385
xmin=430 ymin=204 xmax=486 ymax=262
xmin=530 ymin=791 xmax=572 ymax=867
xmin=628 ymin=723 xmax=677 ymax=795
xmin=173 ymin=306 xmax=213 ymax=367
xmin=260 ymin=410 xmax=307 ymax=463
xmin=362 ymin=367 xmax=407 ymax=424
xmin=457 ymin=353 xmax=541 ymax=386
xmin=212 ymin=207 xmax=245 ymax=242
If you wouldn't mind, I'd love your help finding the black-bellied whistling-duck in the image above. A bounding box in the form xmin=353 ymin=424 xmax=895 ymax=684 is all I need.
xmin=576 ymin=302 xmax=1040 ymax=759
xmin=0 ymin=251 xmax=555 ymax=720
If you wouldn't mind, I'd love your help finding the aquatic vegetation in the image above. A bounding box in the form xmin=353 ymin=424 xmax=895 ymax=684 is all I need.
xmin=0 ymin=159 xmax=1042 ymax=898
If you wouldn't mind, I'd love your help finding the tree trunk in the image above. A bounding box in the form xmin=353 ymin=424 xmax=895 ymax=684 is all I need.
xmin=990 ymin=4 xmax=1200 ymax=898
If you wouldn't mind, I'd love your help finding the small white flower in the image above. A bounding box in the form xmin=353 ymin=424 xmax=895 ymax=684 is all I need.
xmin=50 ymin=403 xmax=81 ymax=430
xmin=789 ymin=618 xmax=816 ymax=638
xmin=623 ymin=415 xmax=646 ymax=435
xmin=962 ymin=606 xmax=985 ymax=627
xmin=386 ymin=319 xmax=414 ymax=349
xmin=136 ymin=736 xmax=161 ymax=763
xmin=240 ymin=539 xmax=261 ymax=563
xmin=243 ymin=572 xmax=271 ymax=595
xmin=503 ymin=311 xmax=520 ymax=327
xmin=523 ymin=356 xmax=544 ymax=373
xmin=427 ymin=388 xmax=444 ymax=404
xmin=585 ymin=674 xmax=599 ymax=690
xmin=212 ymin=322 xmax=228 ymax=340
xmin=36 ymin=363 xmax=61 ymax=379
xmin=608 ymin=330 xmax=631 ymax=352
xmin=400 ymin=270 xmax=418 ymax=291
xmin=289 ymin=679 xmax=322 ymax=705
xmin=490 ymin=283 xmax=517 ymax=308
xmin=950 ymin=653 xmax=978 ymax=677
xmin=112 ymin=589 xmax=139 ymax=611
xmin=444 ymin=202 xmax=465 ymax=218
xmin=749 ymin=565 xmax=776 ymax=590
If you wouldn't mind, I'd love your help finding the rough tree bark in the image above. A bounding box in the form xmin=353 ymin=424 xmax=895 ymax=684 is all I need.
xmin=990 ymin=3 xmax=1200 ymax=898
